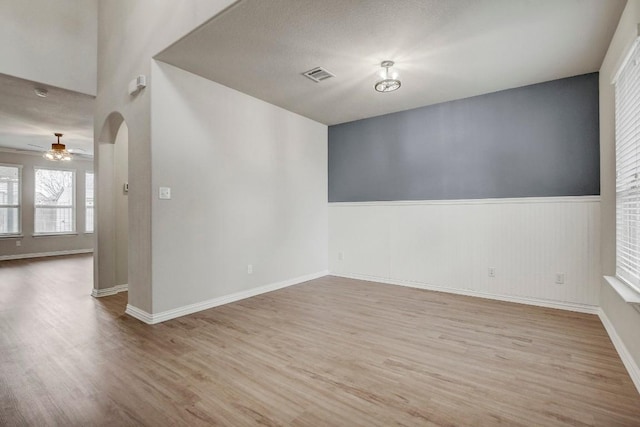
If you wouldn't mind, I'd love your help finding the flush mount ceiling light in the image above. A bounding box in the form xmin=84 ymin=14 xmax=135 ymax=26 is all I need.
xmin=34 ymin=87 xmax=48 ymax=98
xmin=374 ymin=60 xmax=401 ymax=93
xmin=44 ymin=133 xmax=72 ymax=161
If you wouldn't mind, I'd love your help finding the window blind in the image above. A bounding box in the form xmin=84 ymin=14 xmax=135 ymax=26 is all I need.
xmin=0 ymin=164 xmax=21 ymax=235
xmin=616 ymin=39 xmax=640 ymax=293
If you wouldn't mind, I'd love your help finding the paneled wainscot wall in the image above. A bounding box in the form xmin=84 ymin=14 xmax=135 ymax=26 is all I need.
xmin=329 ymin=196 xmax=600 ymax=311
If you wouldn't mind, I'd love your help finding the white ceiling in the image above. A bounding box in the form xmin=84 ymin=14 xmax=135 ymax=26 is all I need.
xmin=157 ymin=0 xmax=626 ymax=125
xmin=0 ymin=73 xmax=94 ymax=156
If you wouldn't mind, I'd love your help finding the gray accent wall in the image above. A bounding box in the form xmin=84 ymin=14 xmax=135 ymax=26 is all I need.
xmin=328 ymin=73 xmax=600 ymax=202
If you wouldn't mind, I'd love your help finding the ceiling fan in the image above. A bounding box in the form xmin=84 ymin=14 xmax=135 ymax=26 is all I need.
xmin=10 ymin=135 xmax=93 ymax=160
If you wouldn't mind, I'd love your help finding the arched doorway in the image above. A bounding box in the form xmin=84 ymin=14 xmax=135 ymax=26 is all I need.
xmin=92 ymin=112 xmax=129 ymax=299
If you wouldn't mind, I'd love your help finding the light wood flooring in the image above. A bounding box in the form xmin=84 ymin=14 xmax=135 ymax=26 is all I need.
xmin=1 ymin=254 xmax=640 ymax=426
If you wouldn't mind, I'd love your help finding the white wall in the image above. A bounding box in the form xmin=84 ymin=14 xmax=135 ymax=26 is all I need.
xmin=96 ymin=0 xmax=236 ymax=310
xmin=150 ymin=61 xmax=327 ymax=314
xmin=599 ymin=0 xmax=640 ymax=373
xmin=0 ymin=151 xmax=94 ymax=258
xmin=114 ymin=124 xmax=129 ymax=286
xmin=330 ymin=197 xmax=601 ymax=311
xmin=0 ymin=0 xmax=97 ymax=95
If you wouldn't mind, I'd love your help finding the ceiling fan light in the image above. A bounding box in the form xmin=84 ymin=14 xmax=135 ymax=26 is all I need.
xmin=44 ymin=133 xmax=73 ymax=161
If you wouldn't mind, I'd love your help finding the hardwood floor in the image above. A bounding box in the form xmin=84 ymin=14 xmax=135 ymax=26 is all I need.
xmin=1 ymin=255 xmax=639 ymax=426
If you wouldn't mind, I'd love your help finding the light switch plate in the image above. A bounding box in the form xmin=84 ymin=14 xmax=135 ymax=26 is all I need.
xmin=159 ymin=187 xmax=171 ymax=200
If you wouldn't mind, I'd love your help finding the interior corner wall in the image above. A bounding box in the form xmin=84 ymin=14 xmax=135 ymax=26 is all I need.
xmin=150 ymin=61 xmax=328 ymax=314
xmin=0 ymin=0 xmax=97 ymax=95
xmin=328 ymin=74 xmax=601 ymax=309
xmin=599 ymin=0 xmax=640 ymax=372
xmin=0 ymin=151 xmax=94 ymax=258
xmin=96 ymin=0 xmax=237 ymax=313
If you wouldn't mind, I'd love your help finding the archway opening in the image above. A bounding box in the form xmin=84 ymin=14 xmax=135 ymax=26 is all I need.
xmin=93 ymin=112 xmax=129 ymax=303
xmin=114 ymin=122 xmax=129 ymax=290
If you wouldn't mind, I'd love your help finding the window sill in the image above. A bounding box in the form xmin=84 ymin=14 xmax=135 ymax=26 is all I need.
xmin=604 ymin=276 xmax=640 ymax=305
xmin=32 ymin=233 xmax=78 ymax=237
xmin=0 ymin=234 xmax=24 ymax=240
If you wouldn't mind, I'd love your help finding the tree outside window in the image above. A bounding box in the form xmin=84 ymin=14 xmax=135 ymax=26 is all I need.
xmin=35 ymin=168 xmax=75 ymax=234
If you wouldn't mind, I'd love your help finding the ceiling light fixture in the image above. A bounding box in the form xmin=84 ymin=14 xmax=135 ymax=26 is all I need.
xmin=374 ymin=60 xmax=401 ymax=93
xmin=34 ymin=88 xmax=48 ymax=98
xmin=44 ymin=133 xmax=72 ymax=161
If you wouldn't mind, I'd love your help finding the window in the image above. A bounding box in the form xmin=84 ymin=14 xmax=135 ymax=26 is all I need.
xmin=0 ymin=164 xmax=21 ymax=235
xmin=86 ymin=172 xmax=94 ymax=233
xmin=34 ymin=168 xmax=75 ymax=234
xmin=615 ymin=39 xmax=640 ymax=293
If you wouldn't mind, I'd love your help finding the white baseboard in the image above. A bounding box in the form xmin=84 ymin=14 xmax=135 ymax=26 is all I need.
xmin=125 ymin=270 xmax=329 ymax=325
xmin=0 ymin=249 xmax=93 ymax=261
xmin=331 ymin=272 xmax=599 ymax=314
xmin=91 ymin=284 xmax=128 ymax=298
xmin=125 ymin=304 xmax=155 ymax=324
xmin=598 ymin=308 xmax=640 ymax=395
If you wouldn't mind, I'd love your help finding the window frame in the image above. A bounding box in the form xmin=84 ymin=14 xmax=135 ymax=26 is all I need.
xmin=33 ymin=166 xmax=77 ymax=236
xmin=614 ymin=36 xmax=640 ymax=295
xmin=85 ymin=171 xmax=94 ymax=234
xmin=0 ymin=163 xmax=22 ymax=237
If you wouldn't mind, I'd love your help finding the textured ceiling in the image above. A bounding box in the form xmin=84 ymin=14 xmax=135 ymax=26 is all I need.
xmin=0 ymin=73 xmax=94 ymax=156
xmin=157 ymin=0 xmax=625 ymax=125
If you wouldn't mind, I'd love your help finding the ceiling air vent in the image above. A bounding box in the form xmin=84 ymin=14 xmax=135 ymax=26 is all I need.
xmin=302 ymin=67 xmax=335 ymax=83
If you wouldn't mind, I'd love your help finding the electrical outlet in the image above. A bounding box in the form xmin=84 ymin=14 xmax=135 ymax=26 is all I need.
xmin=247 ymin=264 xmax=253 ymax=274
xmin=555 ymin=273 xmax=565 ymax=284
xmin=15 ymin=240 xmax=21 ymax=247
xmin=338 ymin=252 xmax=344 ymax=261
xmin=488 ymin=268 xmax=496 ymax=278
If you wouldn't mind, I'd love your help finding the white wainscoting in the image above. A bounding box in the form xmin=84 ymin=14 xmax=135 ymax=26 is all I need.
xmin=329 ymin=196 xmax=601 ymax=308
